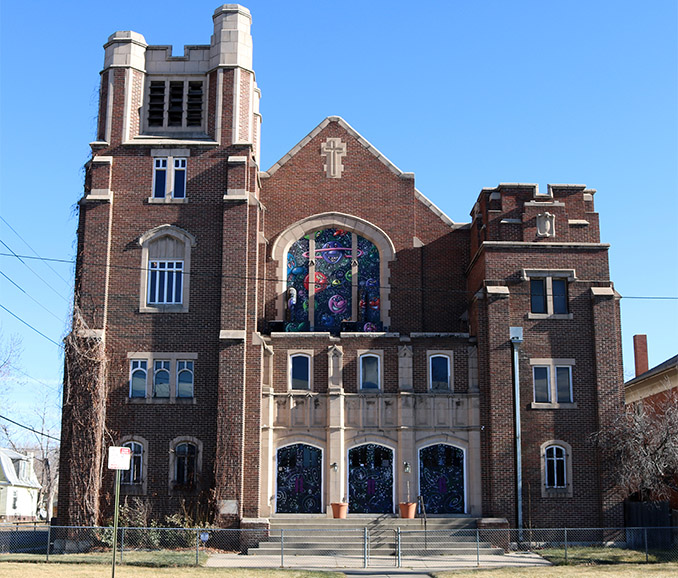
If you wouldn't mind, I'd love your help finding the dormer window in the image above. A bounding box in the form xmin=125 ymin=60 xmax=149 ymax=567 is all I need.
xmin=145 ymin=79 xmax=204 ymax=133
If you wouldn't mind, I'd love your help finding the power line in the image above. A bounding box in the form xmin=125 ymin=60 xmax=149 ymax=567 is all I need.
xmin=0 ymin=270 xmax=64 ymax=323
xmin=0 ymin=240 xmax=69 ymax=303
xmin=0 ymin=303 xmax=63 ymax=348
xmin=0 ymin=215 xmax=72 ymax=287
xmin=1 ymin=251 xmax=677 ymax=301
xmin=6 ymin=363 xmax=62 ymax=393
xmin=0 ymin=414 xmax=60 ymax=442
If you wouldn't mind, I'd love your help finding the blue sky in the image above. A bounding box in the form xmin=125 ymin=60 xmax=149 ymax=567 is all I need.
xmin=0 ymin=0 xmax=676 ymax=439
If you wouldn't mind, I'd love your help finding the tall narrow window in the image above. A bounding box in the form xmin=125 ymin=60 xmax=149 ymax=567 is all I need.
xmin=430 ymin=355 xmax=450 ymax=391
xmin=533 ymin=366 xmax=550 ymax=403
xmin=552 ymin=279 xmax=568 ymax=314
xmin=545 ymin=445 xmax=567 ymax=488
xmin=121 ymin=442 xmax=143 ymax=485
xmin=130 ymin=360 xmax=147 ymax=398
xmin=175 ymin=443 xmax=196 ymax=486
xmin=360 ymin=354 xmax=380 ymax=390
xmin=177 ymin=361 xmax=194 ymax=398
xmin=148 ymin=261 xmax=183 ymax=305
xmin=153 ymin=360 xmax=170 ymax=398
xmin=530 ymin=279 xmax=547 ymax=314
xmin=290 ymin=354 xmax=311 ymax=390
xmin=555 ymin=366 xmax=573 ymax=403
xmin=153 ymin=159 xmax=167 ymax=198
xmin=173 ymin=158 xmax=186 ymax=198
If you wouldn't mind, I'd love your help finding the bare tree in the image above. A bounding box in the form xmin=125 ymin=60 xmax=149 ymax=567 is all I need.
xmin=592 ymin=385 xmax=678 ymax=501
xmin=0 ymin=330 xmax=22 ymax=448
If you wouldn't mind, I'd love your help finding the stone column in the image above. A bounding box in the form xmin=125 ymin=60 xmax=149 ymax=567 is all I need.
xmin=327 ymin=346 xmax=345 ymax=510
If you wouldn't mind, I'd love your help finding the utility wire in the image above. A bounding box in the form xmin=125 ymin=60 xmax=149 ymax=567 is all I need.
xmin=0 ymin=414 xmax=60 ymax=442
xmin=0 ymin=240 xmax=69 ymax=303
xmin=5 ymin=363 xmax=62 ymax=393
xmin=0 ymin=303 xmax=63 ymax=348
xmin=0 ymin=215 xmax=72 ymax=287
xmin=1 ymin=252 xmax=677 ymax=300
xmin=0 ymin=270 xmax=64 ymax=322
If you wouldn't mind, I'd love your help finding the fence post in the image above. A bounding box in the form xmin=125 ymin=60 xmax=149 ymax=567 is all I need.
xmin=644 ymin=527 xmax=648 ymax=563
xmin=564 ymin=527 xmax=568 ymax=564
xmin=476 ymin=528 xmax=480 ymax=567
xmin=280 ymin=528 xmax=284 ymax=568
xmin=363 ymin=527 xmax=368 ymax=568
xmin=45 ymin=524 xmax=51 ymax=563
xmin=397 ymin=527 xmax=401 ymax=568
xmin=120 ymin=527 xmax=125 ymax=564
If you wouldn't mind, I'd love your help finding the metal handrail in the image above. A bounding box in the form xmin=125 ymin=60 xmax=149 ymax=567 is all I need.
xmin=417 ymin=495 xmax=427 ymax=550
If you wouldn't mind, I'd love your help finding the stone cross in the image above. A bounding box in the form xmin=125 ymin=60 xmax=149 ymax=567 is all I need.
xmin=321 ymin=138 xmax=347 ymax=178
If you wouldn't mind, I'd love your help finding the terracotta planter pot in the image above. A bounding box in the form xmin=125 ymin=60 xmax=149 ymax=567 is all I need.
xmin=399 ymin=502 xmax=417 ymax=518
xmin=331 ymin=502 xmax=348 ymax=518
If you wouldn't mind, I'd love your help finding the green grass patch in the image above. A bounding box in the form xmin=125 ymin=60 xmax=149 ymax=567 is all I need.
xmin=539 ymin=546 xmax=678 ymax=565
xmin=1 ymin=549 xmax=207 ymax=567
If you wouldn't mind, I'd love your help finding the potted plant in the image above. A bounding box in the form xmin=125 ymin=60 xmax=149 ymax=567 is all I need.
xmin=399 ymin=481 xmax=417 ymax=518
xmin=330 ymin=497 xmax=348 ymax=519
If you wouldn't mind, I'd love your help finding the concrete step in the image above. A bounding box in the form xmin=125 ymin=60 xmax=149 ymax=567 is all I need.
xmin=269 ymin=516 xmax=477 ymax=530
xmin=249 ymin=545 xmax=505 ymax=556
xmin=262 ymin=534 xmax=486 ymax=544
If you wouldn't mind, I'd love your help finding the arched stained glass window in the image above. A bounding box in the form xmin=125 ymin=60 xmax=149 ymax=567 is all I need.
xmin=286 ymin=228 xmax=381 ymax=333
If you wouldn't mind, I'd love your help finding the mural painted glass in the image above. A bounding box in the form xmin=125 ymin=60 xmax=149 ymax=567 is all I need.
xmin=348 ymin=444 xmax=393 ymax=513
xmin=276 ymin=444 xmax=322 ymax=513
xmin=286 ymin=228 xmax=382 ymax=333
xmin=419 ymin=444 xmax=465 ymax=514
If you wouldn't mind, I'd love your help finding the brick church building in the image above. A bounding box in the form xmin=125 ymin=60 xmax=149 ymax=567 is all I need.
xmin=58 ymin=5 xmax=624 ymax=529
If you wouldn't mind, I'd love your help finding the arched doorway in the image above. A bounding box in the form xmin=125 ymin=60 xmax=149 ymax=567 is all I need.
xmin=348 ymin=444 xmax=393 ymax=513
xmin=419 ymin=444 xmax=465 ymax=514
xmin=276 ymin=444 xmax=322 ymax=513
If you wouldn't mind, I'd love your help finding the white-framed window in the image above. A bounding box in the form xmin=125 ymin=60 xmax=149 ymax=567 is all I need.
xmin=145 ymin=78 xmax=205 ymax=133
xmin=148 ymin=260 xmax=183 ymax=305
xmin=169 ymin=436 xmax=203 ymax=492
xmin=177 ymin=361 xmax=194 ymax=398
xmin=153 ymin=360 xmax=171 ymax=398
xmin=129 ymin=360 xmax=147 ymax=398
xmin=139 ymin=225 xmax=196 ymax=313
xmin=428 ymin=352 xmax=453 ymax=391
xmin=153 ymin=157 xmax=187 ymax=200
xmin=530 ymin=358 xmax=575 ymax=408
xmin=521 ymin=269 xmax=575 ymax=319
xmin=289 ymin=352 xmax=312 ymax=390
xmin=128 ymin=353 xmax=197 ymax=401
xmin=359 ymin=351 xmax=382 ymax=390
xmin=540 ymin=440 xmax=573 ymax=497
xmin=121 ymin=441 xmax=144 ymax=485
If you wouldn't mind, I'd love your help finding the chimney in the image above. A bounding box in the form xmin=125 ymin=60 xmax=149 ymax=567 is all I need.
xmin=633 ymin=334 xmax=649 ymax=377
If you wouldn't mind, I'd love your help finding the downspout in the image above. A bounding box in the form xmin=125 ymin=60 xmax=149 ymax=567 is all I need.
xmin=509 ymin=327 xmax=523 ymax=538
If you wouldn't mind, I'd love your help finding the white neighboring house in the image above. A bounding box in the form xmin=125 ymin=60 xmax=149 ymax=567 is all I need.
xmin=0 ymin=448 xmax=41 ymax=520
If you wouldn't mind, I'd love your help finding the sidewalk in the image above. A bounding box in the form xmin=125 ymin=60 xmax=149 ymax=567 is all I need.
xmin=205 ymin=551 xmax=552 ymax=571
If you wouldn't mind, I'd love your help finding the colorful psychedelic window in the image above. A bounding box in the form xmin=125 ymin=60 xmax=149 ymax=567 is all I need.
xmin=285 ymin=228 xmax=382 ymax=333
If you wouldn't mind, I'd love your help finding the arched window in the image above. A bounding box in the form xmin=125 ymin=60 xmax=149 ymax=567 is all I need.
xmin=289 ymin=353 xmax=311 ymax=390
xmin=153 ymin=360 xmax=170 ymax=398
xmin=177 ymin=361 xmax=194 ymax=398
xmin=360 ymin=353 xmax=381 ymax=390
xmin=174 ymin=442 xmax=197 ymax=486
xmin=429 ymin=354 xmax=451 ymax=391
xmin=121 ymin=441 xmax=143 ymax=485
xmin=544 ymin=445 xmax=567 ymax=488
xmin=286 ymin=228 xmax=382 ymax=333
xmin=540 ymin=440 xmax=573 ymax=497
xmin=139 ymin=225 xmax=196 ymax=313
xmin=129 ymin=360 xmax=147 ymax=398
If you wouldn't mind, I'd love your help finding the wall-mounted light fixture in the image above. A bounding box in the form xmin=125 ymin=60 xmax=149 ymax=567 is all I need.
xmin=331 ymin=462 xmax=338 ymax=472
xmin=403 ymin=461 xmax=411 ymax=473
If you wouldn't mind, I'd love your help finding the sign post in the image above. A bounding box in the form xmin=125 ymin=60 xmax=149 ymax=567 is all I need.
xmin=108 ymin=447 xmax=131 ymax=578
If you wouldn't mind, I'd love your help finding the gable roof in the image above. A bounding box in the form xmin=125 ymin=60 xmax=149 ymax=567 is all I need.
xmin=262 ymin=116 xmax=458 ymax=227
xmin=0 ymin=448 xmax=41 ymax=489
xmin=625 ymin=354 xmax=678 ymax=388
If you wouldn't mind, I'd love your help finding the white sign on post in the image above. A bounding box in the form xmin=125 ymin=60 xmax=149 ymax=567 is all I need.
xmin=108 ymin=446 xmax=132 ymax=470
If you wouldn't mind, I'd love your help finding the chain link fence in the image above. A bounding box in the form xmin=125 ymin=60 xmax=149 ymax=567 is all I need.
xmin=1 ymin=524 xmax=677 ymax=568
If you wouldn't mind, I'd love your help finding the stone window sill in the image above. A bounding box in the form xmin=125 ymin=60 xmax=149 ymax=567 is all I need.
xmin=531 ymin=402 xmax=577 ymax=410
xmin=528 ymin=313 xmax=573 ymax=320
